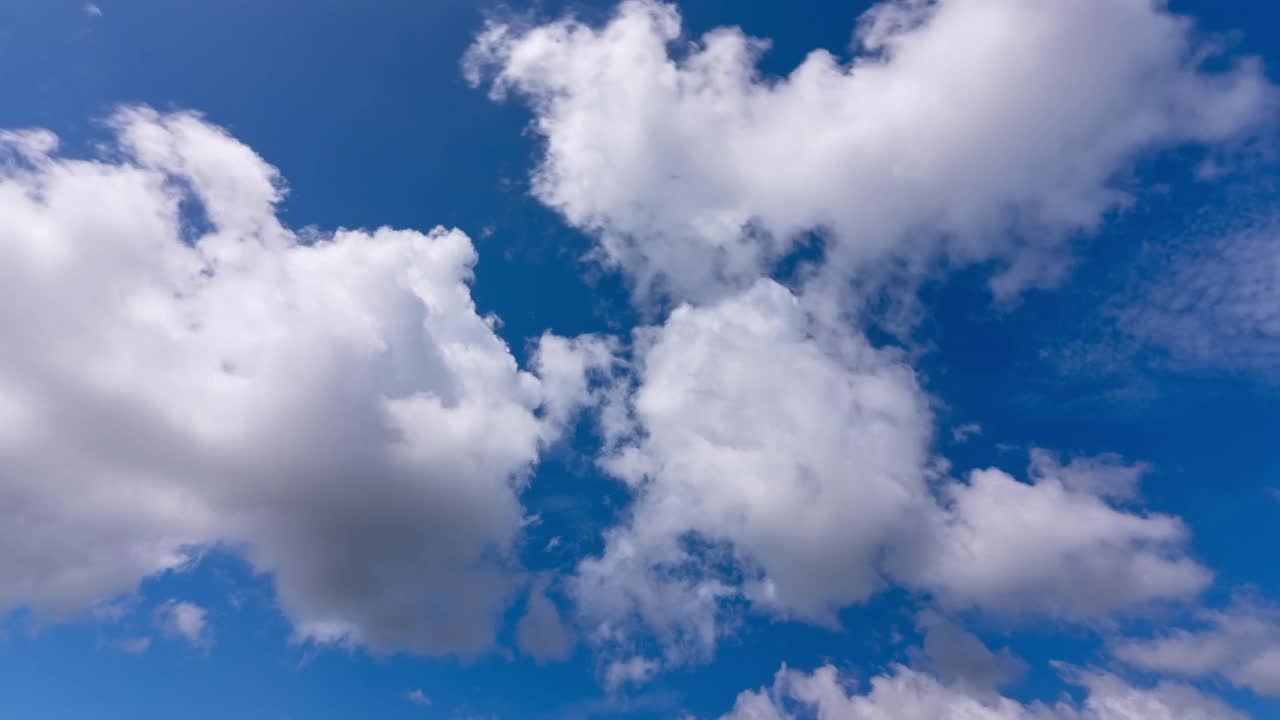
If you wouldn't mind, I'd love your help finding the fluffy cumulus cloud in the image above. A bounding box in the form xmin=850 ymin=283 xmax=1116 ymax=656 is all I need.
xmin=571 ymin=280 xmax=1208 ymax=668
xmin=573 ymin=279 xmax=932 ymax=661
xmin=895 ymin=460 xmax=1210 ymax=618
xmin=0 ymin=108 xmax=608 ymax=655
xmin=719 ymin=663 xmax=1245 ymax=720
xmin=464 ymin=0 xmax=1268 ymax=673
xmin=467 ymin=0 xmax=1272 ymax=305
xmin=1113 ymin=600 xmax=1280 ymax=697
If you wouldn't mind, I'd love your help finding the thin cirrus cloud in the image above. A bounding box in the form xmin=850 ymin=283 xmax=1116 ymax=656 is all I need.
xmin=1045 ymin=208 xmax=1280 ymax=391
xmin=577 ymin=288 xmax=1209 ymax=664
xmin=0 ymin=107 xmax=612 ymax=656
xmin=1120 ymin=214 xmax=1280 ymax=378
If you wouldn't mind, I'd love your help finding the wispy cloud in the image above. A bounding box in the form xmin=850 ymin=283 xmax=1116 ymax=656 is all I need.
xmin=1044 ymin=206 xmax=1280 ymax=388
xmin=950 ymin=423 xmax=982 ymax=443
xmin=155 ymin=599 xmax=211 ymax=648
xmin=115 ymin=636 xmax=152 ymax=654
xmin=1119 ymin=214 xmax=1280 ymax=377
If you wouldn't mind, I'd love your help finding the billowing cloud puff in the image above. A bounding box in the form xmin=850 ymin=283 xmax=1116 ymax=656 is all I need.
xmin=720 ymin=662 xmax=1245 ymax=720
xmin=896 ymin=463 xmax=1210 ymax=618
xmin=573 ymin=279 xmax=931 ymax=661
xmin=572 ymin=281 xmax=1207 ymax=666
xmin=0 ymin=108 xmax=609 ymax=656
xmin=467 ymin=0 xmax=1272 ymax=304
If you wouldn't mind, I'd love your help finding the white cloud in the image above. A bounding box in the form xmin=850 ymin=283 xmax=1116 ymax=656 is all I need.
xmin=720 ymin=662 xmax=1245 ymax=720
xmin=0 ymin=107 xmax=602 ymax=657
xmin=895 ymin=464 xmax=1210 ymax=618
xmin=562 ymin=277 xmax=1217 ymax=675
xmin=574 ymin=280 xmax=932 ymax=661
xmin=84 ymin=3 xmax=102 ymax=17
xmin=407 ymin=689 xmax=432 ymax=707
xmin=531 ymin=332 xmax=618 ymax=432
xmin=604 ymin=656 xmax=660 ymax=691
xmin=464 ymin=3 xmax=1253 ymax=670
xmin=1113 ymin=600 xmax=1280 ymax=697
xmin=468 ymin=0 xmax=1271 ymax=307
xmin=155 ymin=599 xmax=210 ymax=647
xmin=571 ymin=281 xmax=1208 ymax=666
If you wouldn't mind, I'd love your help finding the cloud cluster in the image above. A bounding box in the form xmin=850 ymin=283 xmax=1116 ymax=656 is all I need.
xmin=572 ymin=280 xmax=1207 ymax=665
xmin=0 ymin=108 xmax=607 ymax=655
xmin=720 ymin=662 xmax=1245 ymax=720
xmin=6 ymin=4 xmax=1277 ymax=718
xmin=155 ymin=599 xmax=211 ymax=648
xmin=574 ymin=279 xmax=930 ymax=661
xmin=468 ymin=0 xmax=1271 ymax=306
xmin=465 ymin=0 xmax=1267 ymax=679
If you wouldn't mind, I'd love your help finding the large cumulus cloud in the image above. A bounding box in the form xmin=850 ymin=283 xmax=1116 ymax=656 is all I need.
xmin=0 ymin=107 xmax=608 ymax=655
xmin=895 ymin=462 xmax=1210 ymax=618
xmin=467 ymin=0 xmax=1272 ymax=306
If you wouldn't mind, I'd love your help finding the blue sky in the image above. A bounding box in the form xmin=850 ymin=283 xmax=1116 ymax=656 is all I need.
xmin=1 ymin=1 xmax=1279 ymax=719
